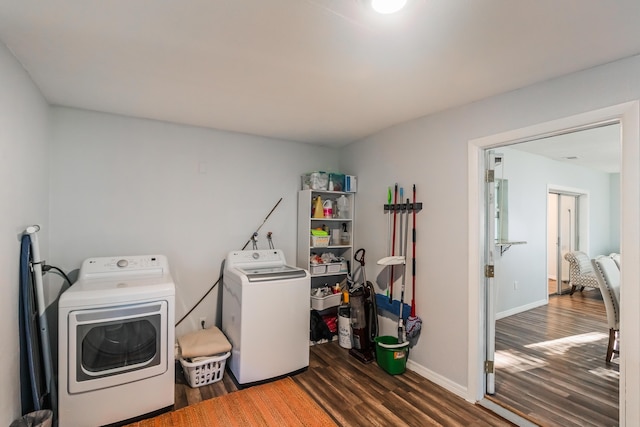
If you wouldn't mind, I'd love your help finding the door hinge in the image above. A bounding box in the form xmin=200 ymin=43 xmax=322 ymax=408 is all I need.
xmin=485 ymin=264 xmax=494 ymax=278
xmin=484 ymin=360 xmax=495 ymax=373
xmin=485 ymin=169 xmax=495 ymax=183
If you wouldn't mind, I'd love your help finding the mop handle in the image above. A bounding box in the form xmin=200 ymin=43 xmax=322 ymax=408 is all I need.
xmin=411 ymin=185 xmax=417 ymax=317
xmin=390 ymin=184 xmax=398 ymax=302
xmin=241 ymin=197 xmax=283 ymax=250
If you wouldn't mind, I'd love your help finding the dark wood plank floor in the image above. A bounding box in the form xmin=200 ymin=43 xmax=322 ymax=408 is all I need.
xmin=491 ymin=289 xmax=619 ymax=427
xmin=172 ymin=290 xmax=616 ymax=427
xmin=175 ymin=343 xmax=513 ymax=426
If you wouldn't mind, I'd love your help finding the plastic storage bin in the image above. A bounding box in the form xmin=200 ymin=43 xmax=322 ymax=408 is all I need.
xmin=311 ymin=293 xmax=341 ymax=310
xmin=302 ymin=172 xmax=329 ymax=190
xmin=310 ymin=264 xmax=326 ymax=275
xmin=326 ymin=263 xmax=342 ymax=273
xmin=180 ymin=352 xmax=230 ymax=387
xmin=328 ymin=173 xmax=345 ymax=191
xmin=374 ymin=336 xmax=409 ymax=375
xmin=311 ymin=235 xmax=330 ymax=247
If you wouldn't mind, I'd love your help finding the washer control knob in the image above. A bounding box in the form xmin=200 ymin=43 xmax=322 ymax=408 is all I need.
xmin=252 ymin=252 xmax=260 ymax=260
xmin=117 ymin=259 xmax=128 ymax=268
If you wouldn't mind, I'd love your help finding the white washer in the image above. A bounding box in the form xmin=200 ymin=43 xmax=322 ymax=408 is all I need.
xmin=58 ymin=255 xmax=175 ymax=427
xmin=222 ymin=250 xmax=310 ymax=386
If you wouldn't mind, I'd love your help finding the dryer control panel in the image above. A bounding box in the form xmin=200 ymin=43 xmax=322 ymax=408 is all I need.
xmin=79 ymin=255 xmax=168 ymax=279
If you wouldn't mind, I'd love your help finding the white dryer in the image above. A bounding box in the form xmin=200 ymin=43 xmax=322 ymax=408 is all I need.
xmin=222 ymin=250 xmax=310 ymax=386
xmin=58 ymin=255 xmax=175 ymax=427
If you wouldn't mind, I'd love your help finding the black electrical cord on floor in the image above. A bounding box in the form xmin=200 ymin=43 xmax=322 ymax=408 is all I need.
xmin=42 ymin=264 xmax=74 ymax=287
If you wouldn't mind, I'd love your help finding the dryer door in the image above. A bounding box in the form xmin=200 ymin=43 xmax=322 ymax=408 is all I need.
xmin=67 ymin=301 xmax=168 ymax=394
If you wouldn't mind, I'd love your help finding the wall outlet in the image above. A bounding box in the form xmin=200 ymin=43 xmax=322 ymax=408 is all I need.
xmin=199 ymin=316 xmax=207 ymax=329
xmin=514 ymin=281 xmax=518 ymax=290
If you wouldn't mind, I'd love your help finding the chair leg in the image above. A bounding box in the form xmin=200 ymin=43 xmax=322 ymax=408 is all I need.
xmin=606 ymin=328 xmax=616 ymax=363
xmin=569 ymin=285 xmax=576 ymax=295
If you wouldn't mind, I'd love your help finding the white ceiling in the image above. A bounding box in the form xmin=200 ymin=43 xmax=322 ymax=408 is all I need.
xmin=510 ymin=123 xmax=621 ymax=173
xmin=1 ymin=1 xmax=640 ymax=147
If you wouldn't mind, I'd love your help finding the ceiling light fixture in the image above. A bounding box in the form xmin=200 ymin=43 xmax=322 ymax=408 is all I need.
xmin=371 ymin=0 xmax=408 ymax=14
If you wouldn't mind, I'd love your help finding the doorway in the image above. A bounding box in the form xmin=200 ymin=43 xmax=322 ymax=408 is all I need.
xmin=547 ymin=191 xmax=583 ymax=295
xmin=486 ymin=125 xmax=619 ymax=424
xmin=467 ymin=102 xmax=639 ymax=426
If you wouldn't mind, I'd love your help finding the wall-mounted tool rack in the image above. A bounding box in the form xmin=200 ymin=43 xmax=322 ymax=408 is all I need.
xmin=383 ymin=202 xmax=423 ymax=213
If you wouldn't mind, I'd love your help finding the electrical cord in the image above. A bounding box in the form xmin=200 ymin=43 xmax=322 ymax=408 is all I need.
xmin=40 ymin=260 xmax=215 ymax=328
xmin=42 ymin=264 xmax=74 ymax=286
xmin=174 ymin=197 xmax=283 ymax=328
xmin=175 ymin=269 xmax=223 ymax=327
xmin=39 ymin=261 xmax=213 ymax=328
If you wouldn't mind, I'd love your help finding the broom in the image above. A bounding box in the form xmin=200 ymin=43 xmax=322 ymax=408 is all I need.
xmin=406 ymin=184 xmax=423 ymax=339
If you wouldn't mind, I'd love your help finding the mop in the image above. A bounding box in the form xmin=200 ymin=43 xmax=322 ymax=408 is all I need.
xmin=406 ymin=185 xmax=423 ymax=339
xmin=397 ymin=197 xmax=409 ymax=342
xmin=389 ymin=184 xmax=398 ymax=302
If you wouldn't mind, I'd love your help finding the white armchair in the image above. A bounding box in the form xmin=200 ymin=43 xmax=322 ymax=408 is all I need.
xmin=564 ymin=251 xmax=599 ymax=295
xmin=592 ymin=255 xmax=620 ymax=363
xmin=609 ymin=252 xmax=621 ymax=269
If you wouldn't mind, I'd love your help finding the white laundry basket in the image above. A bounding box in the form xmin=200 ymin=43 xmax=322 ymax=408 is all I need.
xmin=179 ymin=352 xmax=231 ymax=387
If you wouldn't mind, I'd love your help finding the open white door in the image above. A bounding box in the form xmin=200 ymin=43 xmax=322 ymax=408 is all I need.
xmin=484 ymin=150 xmax=499 ymax=394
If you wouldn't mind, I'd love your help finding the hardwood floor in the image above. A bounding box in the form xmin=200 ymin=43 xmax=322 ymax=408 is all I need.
xmin=172 ymin=290 xmax=616 ymax=426
xmin=174 ymin=343 xmax=514 ymax=426
xmin=491 ymin=289 xmax=619 ymax=426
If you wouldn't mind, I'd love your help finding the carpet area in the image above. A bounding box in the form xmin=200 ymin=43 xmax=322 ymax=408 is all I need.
xmin=124 ymin=377 xmax=337 ymax=427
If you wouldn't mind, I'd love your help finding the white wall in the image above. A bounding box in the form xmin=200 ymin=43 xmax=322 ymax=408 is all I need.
xmin=0 ymin=43 xmax=50 ymax=424
xmin=494 ymin=147 xmax=613 ymax=317
xmin=340 ymin=54 xmax=640 ymax=400
xmin=48 ymin=107 xmax=340 ymax=338
xmin=4 ymin=39 xmax=639 ymax=424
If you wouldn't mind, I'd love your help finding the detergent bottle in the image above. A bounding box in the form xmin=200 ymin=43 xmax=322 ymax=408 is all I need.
xmin=313 ymin=196 xmax=324 ymax=218
xmin=323 ymin=199 xmax=333 ymax=218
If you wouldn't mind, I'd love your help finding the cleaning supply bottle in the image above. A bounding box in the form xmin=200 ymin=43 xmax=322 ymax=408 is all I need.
xmin=323 ymin=199 xmax=333 ymax=218
xmin=337 ymin=195 xmax=349 ymax=219
xmin=340 ymin=222 xmax=350 ymax=245
xmin=313 ymin=196 xmax=324 ymax=218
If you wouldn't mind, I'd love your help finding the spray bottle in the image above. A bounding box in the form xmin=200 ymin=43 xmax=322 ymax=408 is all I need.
xmin=340 ymin=222 xmax=350 ymax=245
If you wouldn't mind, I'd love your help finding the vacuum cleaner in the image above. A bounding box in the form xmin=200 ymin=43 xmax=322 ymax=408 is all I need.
xmin=349 ymin=249 xmax=378 ymax=364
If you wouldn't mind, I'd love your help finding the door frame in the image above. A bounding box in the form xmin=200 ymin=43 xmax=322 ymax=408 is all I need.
xmin=467 ymin=101 xmax=640 ymax=425
xmin=547 ymin=186 xmax=589 ymax=295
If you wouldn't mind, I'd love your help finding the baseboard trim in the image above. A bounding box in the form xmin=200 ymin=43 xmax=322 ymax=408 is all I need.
xmin=496 ymin=299 xmax=547 ymax=320
xmin=406 ymin=359 xmax=468 ymax=401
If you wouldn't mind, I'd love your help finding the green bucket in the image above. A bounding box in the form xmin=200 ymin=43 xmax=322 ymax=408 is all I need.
xmin=374 ymin=335 xmax=409 ymax=375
